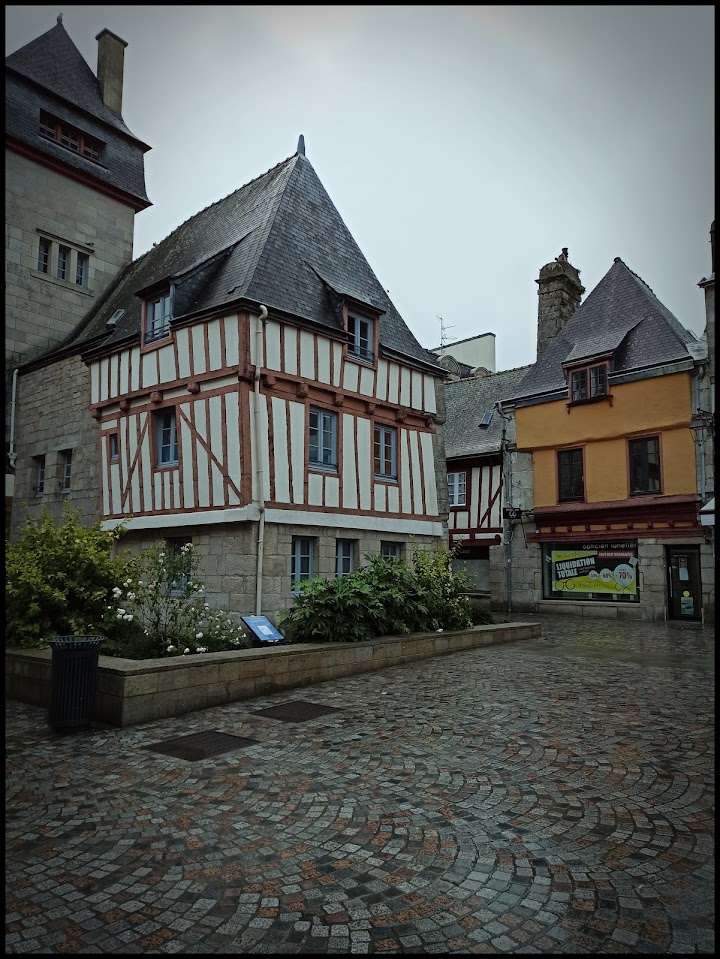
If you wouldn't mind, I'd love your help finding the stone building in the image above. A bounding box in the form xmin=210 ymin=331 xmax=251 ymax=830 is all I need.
xmin=5 ymin=17 xmax=151 ymax=528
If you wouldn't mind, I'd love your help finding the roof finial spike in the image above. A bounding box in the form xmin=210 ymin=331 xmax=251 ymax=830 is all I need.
xmin=297 ymin=134 xmax=305 ymax=157
xmin=57 ymin=11 xmax=63 ymax=23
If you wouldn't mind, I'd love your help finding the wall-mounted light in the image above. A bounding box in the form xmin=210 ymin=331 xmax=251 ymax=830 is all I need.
xmin=689 ymin=408 xmax=715 ymax=444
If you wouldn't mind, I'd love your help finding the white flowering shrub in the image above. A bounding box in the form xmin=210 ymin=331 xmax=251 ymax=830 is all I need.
xmin=100 ymin=543 xmax=252 ymax=659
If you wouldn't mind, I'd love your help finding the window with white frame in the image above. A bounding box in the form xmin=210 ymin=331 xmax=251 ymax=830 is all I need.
xmin=292 ymin=537 xmax=315 ymax=583
xmin=381 ymin=541 xmax=403 ymax=560
xmin=37 ymin=237 xmax=50 ymax=274
xmin=75 ymin=252 xmax=89 ymax=287
xmin=347 ymin=311 xmax=374 ymax=362
xmin=336 ymin=539 xmax=355 ymax=577
xmin=374 ymin=424 xmax=397 ymax=479
xmin=448 ymin=470 xmax=466 ymax=506
xmin=309 ymin=407 xmax=338 ymax=470
xmin=145 ymin=292 xmax=172 ymax=344
xmin=34 ymin=455 xmax=46 ymax=495
xmin=60 ymin=450 xmax=72 ymax=492
xmin=57 ymin=245 xmax=70 ymax=281
xmin=154 ymin=409 xmax=179 ymax=466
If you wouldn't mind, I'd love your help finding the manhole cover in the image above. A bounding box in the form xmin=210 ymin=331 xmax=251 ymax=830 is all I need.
xmin=143 ymin=730 xmax=258 ymax=761
xmin=252 ymin=700 xmax=342 ymax=722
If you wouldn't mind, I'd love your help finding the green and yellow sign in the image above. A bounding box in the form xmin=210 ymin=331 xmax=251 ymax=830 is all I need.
xmin=551 ymin=542 xmax=638 ymax=595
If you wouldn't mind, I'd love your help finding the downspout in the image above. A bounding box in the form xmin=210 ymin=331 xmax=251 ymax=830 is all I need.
xmin=496 ymin=400 xmax=512 ymax=619
xmin=8 ymin=368 xmax=19 ymax=468
xmin=693 ymin=367 xmax=706 ymax=504
xmin=254 ymin=305 xmax=268 ymax=615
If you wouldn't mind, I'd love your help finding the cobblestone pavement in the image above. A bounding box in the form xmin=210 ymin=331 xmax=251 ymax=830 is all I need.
xmin=5 ymin=618 xmax=715 ymax=954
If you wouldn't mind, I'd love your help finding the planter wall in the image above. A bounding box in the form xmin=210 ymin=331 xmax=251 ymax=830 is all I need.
xmin=6 ymin=621 xmax=540 ymax=728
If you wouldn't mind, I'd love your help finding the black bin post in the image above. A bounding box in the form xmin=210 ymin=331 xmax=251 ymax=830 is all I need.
xmin=47 ymin=636 xmax=104 ymax=730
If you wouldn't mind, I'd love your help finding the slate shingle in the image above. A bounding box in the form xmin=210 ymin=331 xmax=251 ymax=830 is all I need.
xmin=444 ymin=366 xmax=533 ymax=459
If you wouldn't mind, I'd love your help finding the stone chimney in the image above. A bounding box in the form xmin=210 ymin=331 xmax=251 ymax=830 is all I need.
xmin=535 ymin=248 xmax=585 ymax=358
xmin=95 ymin=28 xmax=127 ymax=116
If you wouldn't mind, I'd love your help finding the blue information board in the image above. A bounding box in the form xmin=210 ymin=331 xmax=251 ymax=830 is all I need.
xmin=241 ymin=616 xmax=284 ymax=643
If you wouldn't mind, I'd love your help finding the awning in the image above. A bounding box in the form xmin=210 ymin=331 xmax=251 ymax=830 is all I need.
xmin=700 ymin=497 xmax=715 ymax=527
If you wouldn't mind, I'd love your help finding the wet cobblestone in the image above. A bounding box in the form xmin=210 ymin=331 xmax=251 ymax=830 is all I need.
xmin=5 ymin=617 xmax=714 ymax=953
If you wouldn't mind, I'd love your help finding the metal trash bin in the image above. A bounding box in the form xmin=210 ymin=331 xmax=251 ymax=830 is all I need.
xmin=47 ymin=635 xmax=104 ymax=730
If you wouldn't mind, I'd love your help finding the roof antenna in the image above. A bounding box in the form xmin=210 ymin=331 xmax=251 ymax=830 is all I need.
xmin=297 ymin=134 xmax=305 ymax=157
xmin=57 ymin=12 xmax=63 ymax=23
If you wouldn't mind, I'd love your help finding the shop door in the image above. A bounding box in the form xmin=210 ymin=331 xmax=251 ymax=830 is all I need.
xmin=666 ymin=546 xmax=702 ymax=622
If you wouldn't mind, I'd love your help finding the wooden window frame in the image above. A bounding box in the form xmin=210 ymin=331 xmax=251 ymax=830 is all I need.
xmin=38 ymin=110 xmax=105 ymax=164
xmin=75 ymin=251 xmax=89 ymax=287
xmin=343 ymin=303 xmax=380 ymax=370
xmin=628 ymin=434 xmax=662 ymax=495
xmin=57 ymin=245 xmax=70 ymax=281
xmin=153 ymin=408 xmax=179 ymax=469
xmin=143 ymin=291 xmax=173 ymax=346
xmin=335 ymin=539 xmax=355 ymax=577
xmin=568 ymin=361 xmax=610 ymax=406
xmin=292 ymin=536 xmax=315 ymax=583
xmin=557 ymin=446 xmax=585 ymax=503
xmin=108 ymin=433 xmax=119 ymax=461
xmin=309 ymin=406 xmax=339 ymax=472
xmin=448 ymin=470 xmax=467 ymax=507
xmin=374 ymin=423 xmax=398 ymax=481
xmin=380 ymin=541 xmax=403 ymax=560
xmin=34 ymin=455 xmax=46 ymax=496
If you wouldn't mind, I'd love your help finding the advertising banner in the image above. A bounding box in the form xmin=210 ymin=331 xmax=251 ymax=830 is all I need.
xmin=550 ymin=541 xmax=638 ymax=595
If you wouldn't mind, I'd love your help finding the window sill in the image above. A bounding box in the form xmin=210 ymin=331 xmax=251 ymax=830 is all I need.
xmin=31 ymin=270 xmax=93 ymax=296
xmin=374 ymin=475 xmax=398 ymax=484
xmin=557 ymin=498 xmax=585 ymax=505
xmin=347 ymin=354 xmax=376 ymax=369
xmin=309 ymin=463 xmax=338 ymax=474
xmin=449 ymin=504 xmax=468 ymax=510
xmin=154 ymin=464 xmax=179 ymax=471
xmin=566 ymin=393 xmax=613 ymax=411
xmin=629 ymin=489 xmax=662 ymax=496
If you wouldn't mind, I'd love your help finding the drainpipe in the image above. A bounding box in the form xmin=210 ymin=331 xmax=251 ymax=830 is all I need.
xmin=254 ymin=305 xmax=268 ymax=615
xmin=8 ymin=368 xmax=19 ymax=468
xmin=693 ymin=367 xmax=707 ymax=504
xmin=495 ymin=400 xmax=513 ymax=619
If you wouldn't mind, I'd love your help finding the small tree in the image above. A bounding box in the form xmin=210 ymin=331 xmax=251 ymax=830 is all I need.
xmin=5 ymin=504 xmax=132 ymax=648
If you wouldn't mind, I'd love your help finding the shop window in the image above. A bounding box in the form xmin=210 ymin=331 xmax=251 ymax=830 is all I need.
xmin=541 ymin=541 xmax=639 ymax=603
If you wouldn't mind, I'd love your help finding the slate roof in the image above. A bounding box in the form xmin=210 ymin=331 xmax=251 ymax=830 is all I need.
xmin=5 ymin=22 xmax=151 ymax=207
xmin=444 ymin=365 xmax=533 ymax=459
xmin=64 ymin=150 xmax=443 ymax=373
xmin=6 ymin=22 xmax=143 ymax=141
xmin=510 ymin=258 xmax=700 ymax=403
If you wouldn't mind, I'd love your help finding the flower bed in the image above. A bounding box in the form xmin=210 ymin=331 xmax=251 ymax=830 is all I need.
xmin=6 ymin=621 xmax=540 ymax=728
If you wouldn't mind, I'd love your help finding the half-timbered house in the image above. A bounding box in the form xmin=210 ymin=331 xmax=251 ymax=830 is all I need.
xmin=443 ymin=366 xmax=531 ymax=598
xmin=12 ymin=139 xmax=449 ymax=617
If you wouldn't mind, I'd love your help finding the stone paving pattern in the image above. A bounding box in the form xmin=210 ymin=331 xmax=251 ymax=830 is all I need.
xmin=5 ymin=618 xmax=715 ymax=954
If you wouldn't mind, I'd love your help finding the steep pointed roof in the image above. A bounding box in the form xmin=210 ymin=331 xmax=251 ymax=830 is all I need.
xmin=6 ymin=21 xmax=145 ymax=144
xmin=61 ymin=149 xmax=442 ymax=373
xmin=511 ymin=257 xmax=701 ymax=401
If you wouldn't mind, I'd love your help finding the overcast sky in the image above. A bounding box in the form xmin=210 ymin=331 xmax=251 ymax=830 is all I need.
xmin=6 ymin=5 xmax=715 ymax=372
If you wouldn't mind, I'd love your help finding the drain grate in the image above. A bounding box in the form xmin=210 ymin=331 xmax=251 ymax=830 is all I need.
xmin=252 ymin=700 xmax=342 ymax=722
xmin=143 ymin=730 xmax=258 ymax=761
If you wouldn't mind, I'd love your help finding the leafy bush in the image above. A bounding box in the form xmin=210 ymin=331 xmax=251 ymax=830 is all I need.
xmin=5 ymin=504 xmax=132 ymax=648
xmin=99 ymin=542 xmax=253 ymax=659
xmin=278 ymin=544 xmax=472 ymax=643
xmin=469 ymin=603 xmax=494 ymax=625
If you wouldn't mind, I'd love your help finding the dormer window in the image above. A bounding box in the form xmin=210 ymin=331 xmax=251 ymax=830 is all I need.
xmin=144 ymin=292 xmax=171 ymax=344
xmin=347 ymin=310 xmax=374 ymax=363
xmin=570 ymin=362 xmax=608 ymax=402
xmin=39 ymin=110 xmax=104 ymax=164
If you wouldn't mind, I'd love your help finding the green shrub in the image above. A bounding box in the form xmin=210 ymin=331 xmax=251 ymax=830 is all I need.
xmin=99 ymin=542 xmax=253 ymax=659
xmin=469 ymin=603 xmax=494 ymax=625
xmin=278 ymin=544 xmax=472 ymax=643
xmin=5 ymin=504 xmax=132 ymax=648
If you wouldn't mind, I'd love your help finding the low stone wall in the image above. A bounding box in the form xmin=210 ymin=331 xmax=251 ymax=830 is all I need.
xmin=6 ymin=622 xmax=540 ymax=728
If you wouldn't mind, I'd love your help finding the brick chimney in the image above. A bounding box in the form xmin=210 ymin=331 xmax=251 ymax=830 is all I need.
xmin=535 ymin=248 xmax=585 ymax=358
xmin=95 ymin=28 xmax=127 ymax=116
